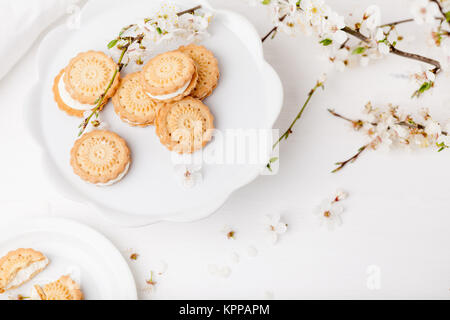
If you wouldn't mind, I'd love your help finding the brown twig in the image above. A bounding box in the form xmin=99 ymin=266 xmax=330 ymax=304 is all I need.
xmin=390 ymin=46 xmax=441 ymax=72
xmin=431 ymin=0 xmax=448 ymax=22
xmin=332 ymin=145 xmax=368 ymax=173
xmin=273 ymin=79 xmax=324 ymax=149
xmin=378 ymin=18 xmax=415 ymax=28
xmin=78 ymin=42 xmax=130 ymax=136
xmin=341 ymin=26 xmax=442 ymax=71
xmin=261 ymin=15 xmax=287 ymax=42
xmin=177 ymin=5 xmax=202 ymax=16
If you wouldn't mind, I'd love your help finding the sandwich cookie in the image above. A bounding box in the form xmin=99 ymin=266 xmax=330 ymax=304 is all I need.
xmin=112 ymin=72 xmax=164 ymax=127
xmin=53 ymin=51 xmax=120 ymax=117
xmin=155 ymin=97 xmax=214 ymax=154
xmin=140 ymin=51 xmax=198 ymax=103
xmin=178 ymin=44 xmax=220 ymax=100
xmin=0 ymin=248 xmax=49 ymax=293
xmin=32 ymin=275 xmax=83 ymax=300
xmin=70 ymin=130 xmax=131 ymax=186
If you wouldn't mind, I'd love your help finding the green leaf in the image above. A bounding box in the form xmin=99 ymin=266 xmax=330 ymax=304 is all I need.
xmin=445 ymin=11 xmax=450 ymax=22
xmin=262 ymin=0 xmax=271 ymax=4
xmin=418 ymin=81 xmax=432 ymax=93
xmin=412 ymin=81 xmax=433 ymax=98
xmin=269 ymin=157 xmax=279 ymax=163
xmin=319 ymin=38 xmax=333 ymax=46
xmin=156 ymin=27 xmax=162 ymax=34
xmin=436 ymin=142 xmax=448 ymax=152
xmin=352 ymin=47 xmax=366 ymax=54
xmin=107 ymin=39 xmax=118 ymax=49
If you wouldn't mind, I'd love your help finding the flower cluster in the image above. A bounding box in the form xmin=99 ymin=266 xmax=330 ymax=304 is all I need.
xmin=314 ymin=189 xmax=348 ymax=230
xmin=329 ymin=103 xmax=449 ymax=171
xmin=409 ymin=0 xmax=450 ymax=95
xmin=253 ymin=0 xmax=444 ymax=97
xmin=109 ymin=4 xmax=212 ymax=69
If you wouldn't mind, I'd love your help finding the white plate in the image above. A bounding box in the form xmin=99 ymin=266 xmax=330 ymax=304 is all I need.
xmin=23 ymin=0 xmax=283 ymax=226
xmin=0 ymin=218 xmax=137 ymax=300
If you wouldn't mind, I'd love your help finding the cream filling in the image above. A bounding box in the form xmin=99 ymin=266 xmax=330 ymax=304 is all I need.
xmin=6 ymin=258 xmax=49 ymax=290
xmin=122 ymin=117 xmax=146 ymax=126
xmin=146 ymin=78 xmax=191 ymax=100
xmin=95 ymin=162 xmax=130 ymax=187
xmin=58 ymin=72 xmax=95 ymax=110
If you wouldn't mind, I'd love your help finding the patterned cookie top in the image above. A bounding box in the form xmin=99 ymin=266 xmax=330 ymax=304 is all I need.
xmin=141 ymin=51 xmax=196 ymax=97
xmin=34 ymin=275 xmax=83 ymax=300
xmin=155 ymin=97 xmax=214 ymax=154
xmin=178 ymin=44 xmax=220 ymax=100
xmin=112 ymin=72 xmax=164 ymax=126
xmin=0 ymin=248 xmax=47 ymax=293
xmin=63 ymin=51 xmax=120 ymax=105
xmin=70 ymin=130 xmax=131 ymax=185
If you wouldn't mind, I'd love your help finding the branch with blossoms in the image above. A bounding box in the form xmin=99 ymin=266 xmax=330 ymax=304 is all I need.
xmin=258 ymin=0 xmax=448 ymax=97
xmin=329 ymin=102 xmax=449 ymax=172
xmin=255 ymin=0 xmax=450 ymax=170
xmin=77 ymin=4 xmax=212 ymax=136
xmin=267 ymin=75 xmax=326 ymax=172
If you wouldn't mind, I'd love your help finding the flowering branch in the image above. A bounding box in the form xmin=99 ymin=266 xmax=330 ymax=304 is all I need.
xmin=78 ymin=39 xmax=132 ymax=136
xmin=341 ymin=25 xmax=442 ymax=72
xmin=259 ymin=1 xmax=444 ymax=98
xmin=266 ymin=76 xmax=325 ymax=172
xmin=273 ymin=77 xmax=325 ymax=149
xmin=328 ymin=105 xmax=449 ymax=172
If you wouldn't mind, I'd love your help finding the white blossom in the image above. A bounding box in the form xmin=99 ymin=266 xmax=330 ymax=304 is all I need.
xmin=314 ymin=200 xmax=344 ymax=230
xmin=362 ymin=5 xmax=381 ymax=33
xmin=110 ymin=4 xmax=212 ymax=68
xmin=174 ymin=164 xmax=202 ymax=189
xmin=331 ymin=189 xmax=348 ymax=202
xmin=262 ymin=214 xmax=287 ymax=244
xmin=411 ymin=0 xmax=440 ymax=25
xmin=377 ymin=42 xmax=391 ymax=55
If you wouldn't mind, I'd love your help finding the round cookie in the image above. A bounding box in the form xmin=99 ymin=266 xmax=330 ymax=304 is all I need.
xmin=140 ymin=51 xmax=198 ymax=103
xmin=33 ymin=275 xmax=83 ymax=300
xmin=178 ymin=44 xmax=220 ymax=100
xmin=53 ymin=68 xmax=108 ymax=118
xmin=112 ymin=72 xmax=164 ymax=127
xmin=70 ymin=130 xmax=131 ymax=186
xmin=63 ymin=51 xmax=120 ymax=105
xmin=155 ymin=97 xmax=214 ymax=154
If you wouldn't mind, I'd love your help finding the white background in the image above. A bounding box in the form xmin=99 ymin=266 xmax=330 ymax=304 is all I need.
xmin=0 ymin=0 xmax=449 ymax=299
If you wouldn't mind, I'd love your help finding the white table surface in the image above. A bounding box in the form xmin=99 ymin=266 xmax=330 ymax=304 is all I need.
xmin=0 ymin=0 xmax=449 ymax=299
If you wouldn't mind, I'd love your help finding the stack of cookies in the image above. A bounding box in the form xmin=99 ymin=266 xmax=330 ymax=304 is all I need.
xmin=54 ymin=44 xmax=220 ymax=186
xmin=112 ymin=44 xmax=219 ymax=155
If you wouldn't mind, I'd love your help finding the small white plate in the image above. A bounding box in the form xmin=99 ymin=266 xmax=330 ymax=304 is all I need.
xmin=0 ymin=218 xmax=137 ymax=300
xmin=24 ymin=0 xmax=283 ymax=226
